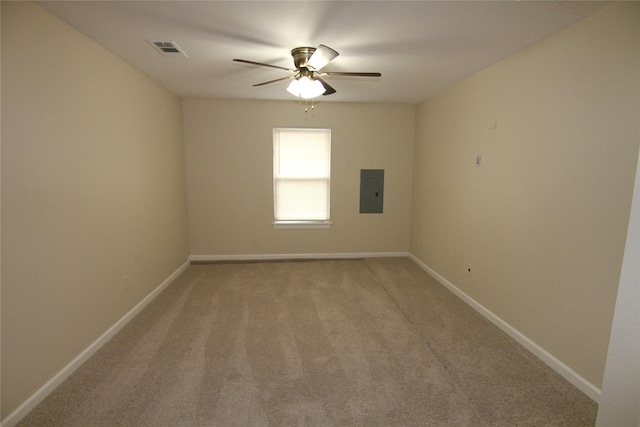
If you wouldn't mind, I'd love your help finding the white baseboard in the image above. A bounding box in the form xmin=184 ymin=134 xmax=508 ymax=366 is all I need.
xmin=1 ymin=260 xmax=191 ymax=427
xmin=407 ymin=253 xmax=601 ymax=403
xmin=190 ymin=252 xmax=409 ymax=262
xmin=5 ymin=252 xmax=599 ymax=427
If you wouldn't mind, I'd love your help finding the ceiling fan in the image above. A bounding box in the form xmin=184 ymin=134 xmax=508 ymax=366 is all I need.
xmin=233 ymin=44 xmax=381 ymax=99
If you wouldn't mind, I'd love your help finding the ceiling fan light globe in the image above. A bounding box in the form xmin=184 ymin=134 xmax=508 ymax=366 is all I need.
xmin=287 ymin=76 xmax=326 ymax=99
xmin=286 ymin=79 xmax=300 ymax=96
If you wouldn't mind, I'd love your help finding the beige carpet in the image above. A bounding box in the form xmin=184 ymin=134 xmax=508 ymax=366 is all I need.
xmin=18 ymin=258 xmax=597 ymax=426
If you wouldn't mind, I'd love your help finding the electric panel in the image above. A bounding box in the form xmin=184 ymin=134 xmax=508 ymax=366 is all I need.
xmin=360 ymin=169 xmax=384 ymax=214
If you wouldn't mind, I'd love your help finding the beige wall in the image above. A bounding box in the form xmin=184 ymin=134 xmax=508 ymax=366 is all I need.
xmin=3 ymin=0 xmax=637 ymax=421
xmin=1 ymin=2 xmax=190 ymax=418
xmin=183 ymin=99 xmax=414 ymax=256
xmin=410 ymin=2 xmax=640 ymax=389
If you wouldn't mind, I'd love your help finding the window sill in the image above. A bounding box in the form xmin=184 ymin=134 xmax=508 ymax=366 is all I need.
xmin=273 ymin=221 xmax=332 ymax=229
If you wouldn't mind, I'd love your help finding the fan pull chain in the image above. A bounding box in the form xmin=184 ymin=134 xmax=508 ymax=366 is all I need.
xmin=304 ymin=99 xmax=315 ymax=113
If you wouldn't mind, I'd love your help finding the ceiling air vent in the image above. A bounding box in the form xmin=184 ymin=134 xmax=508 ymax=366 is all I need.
xmin=148 ymin=40 xmax=188 ymax=58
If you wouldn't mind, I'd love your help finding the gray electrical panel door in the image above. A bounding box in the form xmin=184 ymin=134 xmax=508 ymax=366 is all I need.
xmin=360 ymin=169 xmax=384 ymax=213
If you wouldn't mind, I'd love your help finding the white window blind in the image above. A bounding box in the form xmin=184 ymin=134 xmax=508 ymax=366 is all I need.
xmin=273 ymin=128 xmax=331 ymax=226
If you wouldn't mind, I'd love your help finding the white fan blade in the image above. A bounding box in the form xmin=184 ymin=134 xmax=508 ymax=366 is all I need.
xmin=308 ymin=44 xmax=338 ymax=70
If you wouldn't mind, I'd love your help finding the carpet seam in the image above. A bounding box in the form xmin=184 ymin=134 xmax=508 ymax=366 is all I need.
xmin=363 ymin=258 xmax=491 ymax=425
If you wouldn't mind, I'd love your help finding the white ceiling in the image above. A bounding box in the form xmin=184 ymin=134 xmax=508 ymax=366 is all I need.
xmin=37 ymin=1 xmax=607 ymax=105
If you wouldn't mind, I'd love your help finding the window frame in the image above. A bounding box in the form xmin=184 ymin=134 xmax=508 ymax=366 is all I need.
xmin=272 ymin=127 xmax=332 ymax=229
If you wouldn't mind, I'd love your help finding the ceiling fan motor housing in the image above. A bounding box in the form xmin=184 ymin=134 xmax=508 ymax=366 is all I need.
xmin=291 ymin=47 xmax=316 ymax=69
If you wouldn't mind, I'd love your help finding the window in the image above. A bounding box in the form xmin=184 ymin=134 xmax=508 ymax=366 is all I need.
xmin=273 ymin=128 xmax=331 ymax=229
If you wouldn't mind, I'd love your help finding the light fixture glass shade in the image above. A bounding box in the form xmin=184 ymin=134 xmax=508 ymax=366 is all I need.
xmin=286 ymin=76 xmax=326 ymax=99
